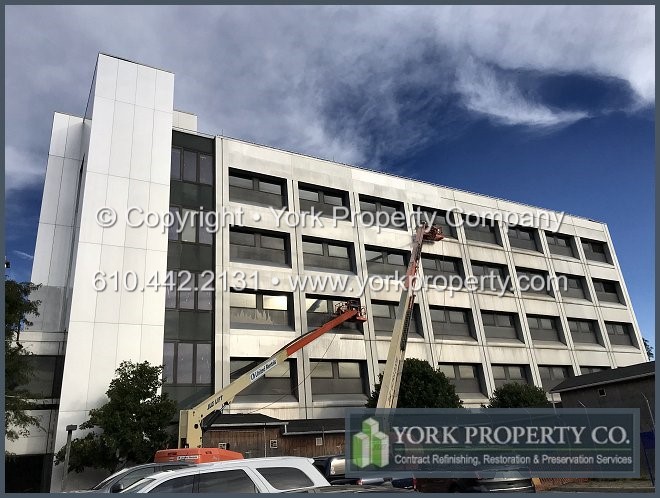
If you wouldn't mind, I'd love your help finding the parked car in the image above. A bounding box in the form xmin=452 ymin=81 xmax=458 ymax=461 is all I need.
xmin=121 ymin=456 xmax=330 ymax=493
xmin=313 ymin=455 xmax=414 ymax=489
xmin=72 ymin=463 xmax=193 ymax=493
xmin=413 ymin=467 xmax=536 ymax=493
xmin=285 ymin=484 xmax=414 ymax=493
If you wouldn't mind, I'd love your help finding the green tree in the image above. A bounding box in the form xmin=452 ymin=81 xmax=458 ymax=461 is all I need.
xmin=366 ymin=358 xmax=462 ymax=408
xmin=55 ymin=361 xmax=177 ymax=473
xmin=643 ymin=337 xmax=654 ymax=360
xmin=486 ymin=383 xmax=552 ymax=408
xmin=5 ymin=279 xmax=41 ymax=444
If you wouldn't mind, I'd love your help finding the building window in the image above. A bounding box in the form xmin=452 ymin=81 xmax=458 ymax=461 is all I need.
xmin=309 ymin=360 xmax=366 ymax=396
xmin=538 ymin=365 xmax=571 ymax=390
xmin=605 ymin=322 xmax=635 ymax=347
xmin=593 ymin=279 xmax=624 ymax=304
xmin=527 ymin=315 xmax=562 ymax=343
xmin=491 ymin=365 xmax=529 ymax=388
xmin=422 ymin=256 xmax=464 ymax=280
xmin=305 ymin=295 xmax=363 ymax=334
xmin=167 ymin=241 xmax=213 ymax=272
xmin=298 ymin=183 xmax=350 ymax=219
xmin=581 ymin=366 xmax=610 ymax=374
xmin=165 ymin=271 xmax=214 ymax=311
xmin=168 ymin=207 xmax=213 ymax=245
xmin=302 ymin=237 xmax=354 ymax=272
xmin=438 ymin=364 xmax=484 ymax=394
xmin=229 ymin=290 xmax=293 ymax=330
xmin=558 ymin=274 xmax=589 ymax=300
xmin=412 ymin=206 xmax=456 ymax=238
xmin=358 ymin=195 xmax=406 ymax=230
xmin=228 ymin=169 xmax=287 ymax=209
xmin=546 ymin=232 xmax=576 ymax=258
xmin=463 ymin=216 xmax=500 ymax=245
xmin=230 ymin=227 xmax=290 ymax=266
xmin=515 ymin=268 xmax=553 ymax=296
xmin=598 ymin=388 xmax=607 ymax=397
xmin=508 ymin=226 xmax=539 ymax=251
xmin=481 ymin=311 xmax=521 ymax=341
xmin=568 ymin=319 xmax=600 ymax=344
xmin=365 ymin=246 xmax=408 ymax=277
xmin=471 ymin=262 xmax=510 ymax=293
xmin=18 ymin=355 xmax=64 ymax=399
xmin=163 ymin=341 xmax=212 ymax=385
xmin=582 ymin=239 xmax=610 ymax=263
xmin=230 ymin=358 xmax=297 ymax=399
xmin=171 ymin=147 xmax=214 ymax=186
xmin=429 ymin=307 xmax=474 ymax=340
xmin=371 ymin=301 xmax=423 ymax=337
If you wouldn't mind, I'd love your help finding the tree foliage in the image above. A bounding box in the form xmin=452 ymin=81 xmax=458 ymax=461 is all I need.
xmin=366 ymin=358 xmax=462 ymax=408
xmin=55 ymin=361 xmax=177 ymax=473
xmin=486 ymin=382 xmax=552 ymax=408
xmin=5 ymin=279 xmax=41 ymax=443
xmin=643 ymin=338 xmax=654 ymax=360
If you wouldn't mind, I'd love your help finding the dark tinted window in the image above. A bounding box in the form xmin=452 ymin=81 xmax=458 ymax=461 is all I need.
xmin=229 ymin=169 xmax=287 ymax=209
xmin=365 ymin=246 xmax=408 ymax=277
xmin=471 ymin=262 xmax=510 ymax=292
xmin=538 ymin=365 xmax=571 ymax=390
xmin=310 ymin=361 xmax=366 ymax=396
xmin=230 ymin=228 xmax=290 ymax=266
xmin=257 ymin=467 xmax=314 ymax=490
xmin=171 ymin=147 xmax=214 ymax=186
xmin=359 ymin=196 xmax=407 ymax=230
xmin=230 ymin=359 xmax=297 ymax=399
xmin=116 ymin=467 xmax=157 ymax=490
xmin=568 ymin=319 xmax=600 ymax=344
xmin=429 ymin=307 xmax=474 ymax=340
xmin=482 ymin=311 xmax=520 ymax=341
xmin=422 ymin=256 xmax=463 ymax=280
xmin=302 ymin=238 xmax=354 ymax=272
xmin=582 ymin=239 xmax=609 ymax=263
xmin=163 ymin=342 xmax=212 ymax=386
xmin=464 ymin=216 xmax=499 ymax=245
xmin=306 ymin=296 xmax=363 ymax=334
xmin=198 ymin=469 xmax=258 ymax=493
xmin=546 ymin=232 xmax=575 ymax=257
xmin=371 ymin=302 xmax=423 ymax=337
xmin=298 ymin=184 xmax=350 ymax=219
xmin=508 ymin=226 xmax=539 ymax=251
xmin=438 ymin=364 xmax=483 ymax=394
xmin=230 ymin=291 xmax=293 ymax=330
xmin=516 ymin=268 xmax=553 ymax=296
xmin=605 ymin=322 xmax=635 ymax=347
xmin=18 ymin=355 xmax=64 ymax=398
xmin=593 ymin=279 xmax=623 ymax=304
xmin=527 ymin=315 xmax=562 ymax=343
xmin=492 ymin=365 xmax=529 ymax=388
xmin=151 ymin=475 xmax=194 ymax=493
xmin=558 ymin=274 xmax=589 ymax=300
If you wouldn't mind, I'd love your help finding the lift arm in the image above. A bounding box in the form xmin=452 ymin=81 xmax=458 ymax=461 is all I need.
xmin=376 ymin=223 xmax=443 ymax=409
xmin=179 ymin=303 xmax=366 ymax=448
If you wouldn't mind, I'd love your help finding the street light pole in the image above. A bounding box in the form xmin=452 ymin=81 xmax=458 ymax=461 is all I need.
xmin=61 ymin=424 xmax=77 ymax=492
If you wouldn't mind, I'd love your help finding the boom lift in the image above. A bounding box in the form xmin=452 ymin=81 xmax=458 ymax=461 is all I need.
xmin=177 ymin=222 xmax=443 ymax=448
xmin=376 ymin=223 xmax=444 ymax=409
xmin=178 ymin=301 xmax=367 ymax=448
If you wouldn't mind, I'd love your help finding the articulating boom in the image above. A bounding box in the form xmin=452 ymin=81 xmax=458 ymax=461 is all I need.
xmin=376 ymin=223 xmax=444 ymax=409
xmin=178 ymin=300 xmax=367 ymax=448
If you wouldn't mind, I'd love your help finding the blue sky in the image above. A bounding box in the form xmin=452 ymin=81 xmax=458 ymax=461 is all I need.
xmin=4 ymin=6 xmax=655 ymax=347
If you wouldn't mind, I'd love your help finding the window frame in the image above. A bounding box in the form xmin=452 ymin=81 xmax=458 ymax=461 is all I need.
xmin=301 ymin=237 xmax=354 ymax=273
xmin=228 ymin=168 xmax=288 ymax=209
xmin=508 ymin=225 xmax=539 ymax=252
xmin=229 ymin=290 xmax=294 ymax=330
xmin=229 ymin=227 xmax=290 ymax=266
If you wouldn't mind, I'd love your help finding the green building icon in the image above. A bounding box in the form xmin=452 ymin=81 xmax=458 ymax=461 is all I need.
xmin=352 ymin=417 xmax=389 ymax=468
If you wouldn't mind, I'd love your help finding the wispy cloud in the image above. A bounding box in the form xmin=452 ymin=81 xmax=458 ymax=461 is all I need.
xmin=13 ymin=250 xmax=34 ymax=261
xmin=4 ymin=5 xmax=655 ymax=190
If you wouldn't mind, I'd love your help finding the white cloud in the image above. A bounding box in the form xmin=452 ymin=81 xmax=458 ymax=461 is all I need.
xmin=4 ymin=4 xmax=655 ymax=181
xmin=13 ymin=250 xmax=34 ymax=261
xmin=5 ymin=145 xmax=45 ymax=194
xmin=455 ymin=57 xmax=589 ymax=127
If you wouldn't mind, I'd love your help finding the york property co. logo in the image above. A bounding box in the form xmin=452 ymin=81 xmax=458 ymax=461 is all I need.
xmin=352 ymin=417 xmax=389 ymax=468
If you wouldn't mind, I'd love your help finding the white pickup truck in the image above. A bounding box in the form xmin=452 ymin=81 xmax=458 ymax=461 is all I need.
xmin=120 ymin=456 xmax=331 ymax=493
